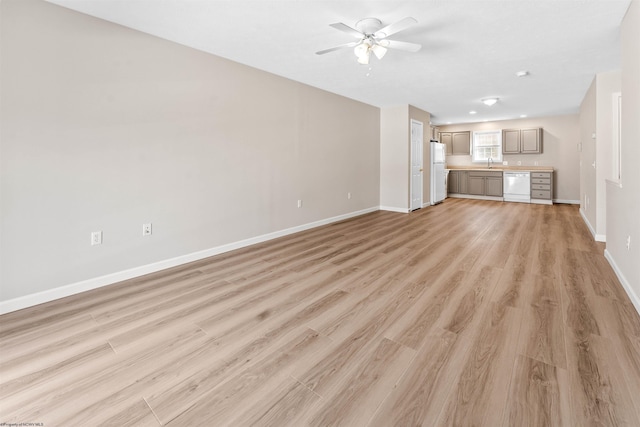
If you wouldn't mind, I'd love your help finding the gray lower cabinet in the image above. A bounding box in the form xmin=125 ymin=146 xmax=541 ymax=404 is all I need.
xmin=531 ymin=171 xmax=553 ymax=203
xmin=486 ymin=176 xmax=504 ymax=197
xmin=450 ymin=170 xmax=502 ymax=197
xmin=468 ymin=175 xmax=485 ymax=195
xmin=448 ymin=169 xmax=459 ymax=193
xmin=448 ymin=170 xmax=468 ymax=194
xmin=468 ymin=171 xmax=503 ymax=197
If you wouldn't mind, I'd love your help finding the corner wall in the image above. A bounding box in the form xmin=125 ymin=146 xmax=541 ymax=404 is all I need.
xmin=605 ymin=0 xmax=640 ymax=313
xmin=379 ymin=105 xmax=430 ymax=212
xmin=0 ymin=0 xmax=381 ymax=310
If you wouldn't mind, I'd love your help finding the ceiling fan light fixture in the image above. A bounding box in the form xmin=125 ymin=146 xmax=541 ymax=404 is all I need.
xmin=354 ymin=42 xmax=368 ymax=58
xmin=371 ymin=44 xmax=387 ymax=60
xmin=481 ymin=98 xmax=499 ymax=106
xmin=357 ymin=50 xmax=371 ymax=65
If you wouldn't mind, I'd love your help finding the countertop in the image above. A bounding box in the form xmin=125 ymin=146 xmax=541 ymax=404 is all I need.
xmin=446 ymin=166 xmax=554 ymax=172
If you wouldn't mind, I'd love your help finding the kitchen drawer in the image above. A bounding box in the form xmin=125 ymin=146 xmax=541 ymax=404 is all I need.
xmin=531 ymin=172 xmax=551 ymax=178
xmin=531 ymin=183 xmax=550 ymax=190
xmin=468 ymin=171 xmax=503 ymax=178
xmin=531 ymin=190 xmax=551 ymax=199
xmin=531 ymin=178 xmax=550 ymax=184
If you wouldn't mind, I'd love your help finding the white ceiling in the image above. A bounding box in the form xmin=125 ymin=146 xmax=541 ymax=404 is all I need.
xmin=46 ymin=0 xmax=630 ymax=125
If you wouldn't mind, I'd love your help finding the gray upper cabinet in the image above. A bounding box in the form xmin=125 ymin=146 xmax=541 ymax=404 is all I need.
xmin=502 ymin=128 xmax=542 ymax=154
xmin=502 ymin=129 xmax=521 ymax=154
xmin=521 ymin=128 xmax=542 ymax=153
xmin=439 ymin=131 xmax=470 ymax=156
xmin=440 ymin=132 xmax=453 ymax=155
xmin=452 ymin=131 xmax=471 ymax=155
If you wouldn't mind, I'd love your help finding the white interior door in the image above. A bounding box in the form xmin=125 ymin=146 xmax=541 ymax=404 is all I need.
xmin=410 ymin=120 xmax=423 ymax=211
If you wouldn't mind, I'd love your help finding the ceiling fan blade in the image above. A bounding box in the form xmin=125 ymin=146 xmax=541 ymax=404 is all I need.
xmin=315 ymin=41 xmax=360 ymax=55
xmin=329 ymin=22 xmax=365 ymax=39
xmin=373 ymin=17 xmax=417 ymax=39
xmin=383 ymin=39 xmax=422 ymax=52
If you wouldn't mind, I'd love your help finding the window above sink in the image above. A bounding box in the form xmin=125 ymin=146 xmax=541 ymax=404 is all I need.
xmin=472 ymin=130 xmax=503 ymax=163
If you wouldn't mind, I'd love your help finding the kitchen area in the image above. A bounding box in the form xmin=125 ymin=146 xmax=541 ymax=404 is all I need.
xmin=429 ymin=114 xmax=579 ymax=206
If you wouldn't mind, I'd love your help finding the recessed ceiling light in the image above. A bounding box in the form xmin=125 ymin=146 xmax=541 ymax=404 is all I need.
xmin=516 ymin=70 xmax=529 ymax=77
xmin=520 ymin=114 xmax=527 ymax=118
xmin=446 ymin=121 xmax=452 ymax=124
xmin=469 ymin=111 xmax=477 ymax=115
xmin=481 ymin=98 xmax=499 ymax=106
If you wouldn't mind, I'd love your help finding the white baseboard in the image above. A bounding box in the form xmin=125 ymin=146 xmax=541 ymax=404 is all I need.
xmin=605 ymin=249 xmax=640 ymax=316
xmin=579 ymin=208 xmax=606 ymax=242
xmin=380 ymin=206 xmax=410 ymax=213
xmin=553 ymin=199 xmax=580 ymax=204
xmin=0 ymin=206 xmax=380 ymax=315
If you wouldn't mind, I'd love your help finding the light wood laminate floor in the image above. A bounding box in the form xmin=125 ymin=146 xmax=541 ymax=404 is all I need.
xmin=2 ymin=199 xmax=640 ymax=426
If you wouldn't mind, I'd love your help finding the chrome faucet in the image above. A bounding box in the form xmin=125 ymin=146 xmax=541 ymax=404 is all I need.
xmin=488 ymin=157 xmax=493 ymax=169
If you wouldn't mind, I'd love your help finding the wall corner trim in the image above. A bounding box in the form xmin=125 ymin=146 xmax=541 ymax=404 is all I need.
xmin=0 ymin=206 xmax=380 ymax=315
xmin=605 ymin=249 xmax=640 ymax=316
xmin=553 ymin=199 xmax=580 ymax=204
xmin=579 ymin=208 xmax=605 ymax=242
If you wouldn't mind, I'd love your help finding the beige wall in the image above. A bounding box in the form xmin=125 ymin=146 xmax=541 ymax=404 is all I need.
xmin=380 ymin=106 xmax=409 ymax=210
xmin=439 ymin=114 xmax=580 ymax=202
xmin=379 ymin=105 xmax=430 ymax=211
xmin=0 ymin=0 xmax=380 ymax=305
xmin=606 ymin=0 xmax=640 ymax=312
xmin=579 ymin=71 xmax=621 ymax=241
xmin=579 ymin=79 xmax=598 ymax=236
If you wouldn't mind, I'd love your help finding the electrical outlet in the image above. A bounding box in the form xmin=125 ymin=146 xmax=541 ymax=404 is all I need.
xmin=142 ymin=223 xmax=152 ymax=236
xmin=502 ymin=161 xmax=508 ymax=166
xmin=297 ymin=199 xmax=302 ymax=208
xmin=517 ymin=161 xmax=522 ymax=166
xmin=534 ymin=161 xmax=539 ymax=166
xmin=347 ymin=192 xmax=352 ymax=200
xmin=91 ymin=231 xmax=102 ymax=246
xmin=626 ymin=235 xmax=631 ymax=250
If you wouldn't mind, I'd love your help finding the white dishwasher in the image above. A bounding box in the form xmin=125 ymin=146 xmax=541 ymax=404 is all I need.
xmin=503 ymin=171 xmax=531 ymax=203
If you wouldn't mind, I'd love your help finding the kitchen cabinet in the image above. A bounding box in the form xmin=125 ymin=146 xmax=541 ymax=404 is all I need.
xmin=486 ymin=176 xmax=504 ymax=197
xmin=468 ymin=171 xmax=503 ymax=197
xmin=468 ymin=175 xmax=485 ymax=195
xmin=450 ymin=170 xmax=503 ymax=196
xmin=447 ymin=170 xmax=468 ymax=194
xmin=440 ymin=132 xmax=453 ymax=155
xmin=502 ymin=128 xmax=543 ymax=154
xmin=439 ymin=131 xmax=470 ymax=155
xmin=452 ymin=131 xmax=471 ymax=155
xmin=531 ymin=171 xmax=553 ymax=204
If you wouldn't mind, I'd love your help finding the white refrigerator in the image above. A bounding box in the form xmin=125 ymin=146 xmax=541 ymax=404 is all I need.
xmin=430 ymin=141 xmax=447 ymax=205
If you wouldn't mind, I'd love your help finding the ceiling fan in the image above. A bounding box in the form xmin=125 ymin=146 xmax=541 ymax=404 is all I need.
xmin=316 ymin=17 xmax=422 ymax=65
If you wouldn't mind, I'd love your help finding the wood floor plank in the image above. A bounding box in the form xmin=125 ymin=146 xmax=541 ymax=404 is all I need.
xmin=564 ymin=330 xmax=639 ymax=426
xmin=307 ymin=337 xmax=415 ymax=427
xmin=1 ymin=199 xmax=639 ymax=426
xmin=225 ymin=377 xmax=321 ymax=427
xmin=517 ymin=275 xmax=567 ymax=369
xmin=162 ymin=328 xmax=328 ymax=425
xmin=435 ymin=304 xmax=523 ymax=427
xmin=503 ymin=355 xmax=572 ymax=427
xmin=368 ymin=328 xmax=459 ymax=426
